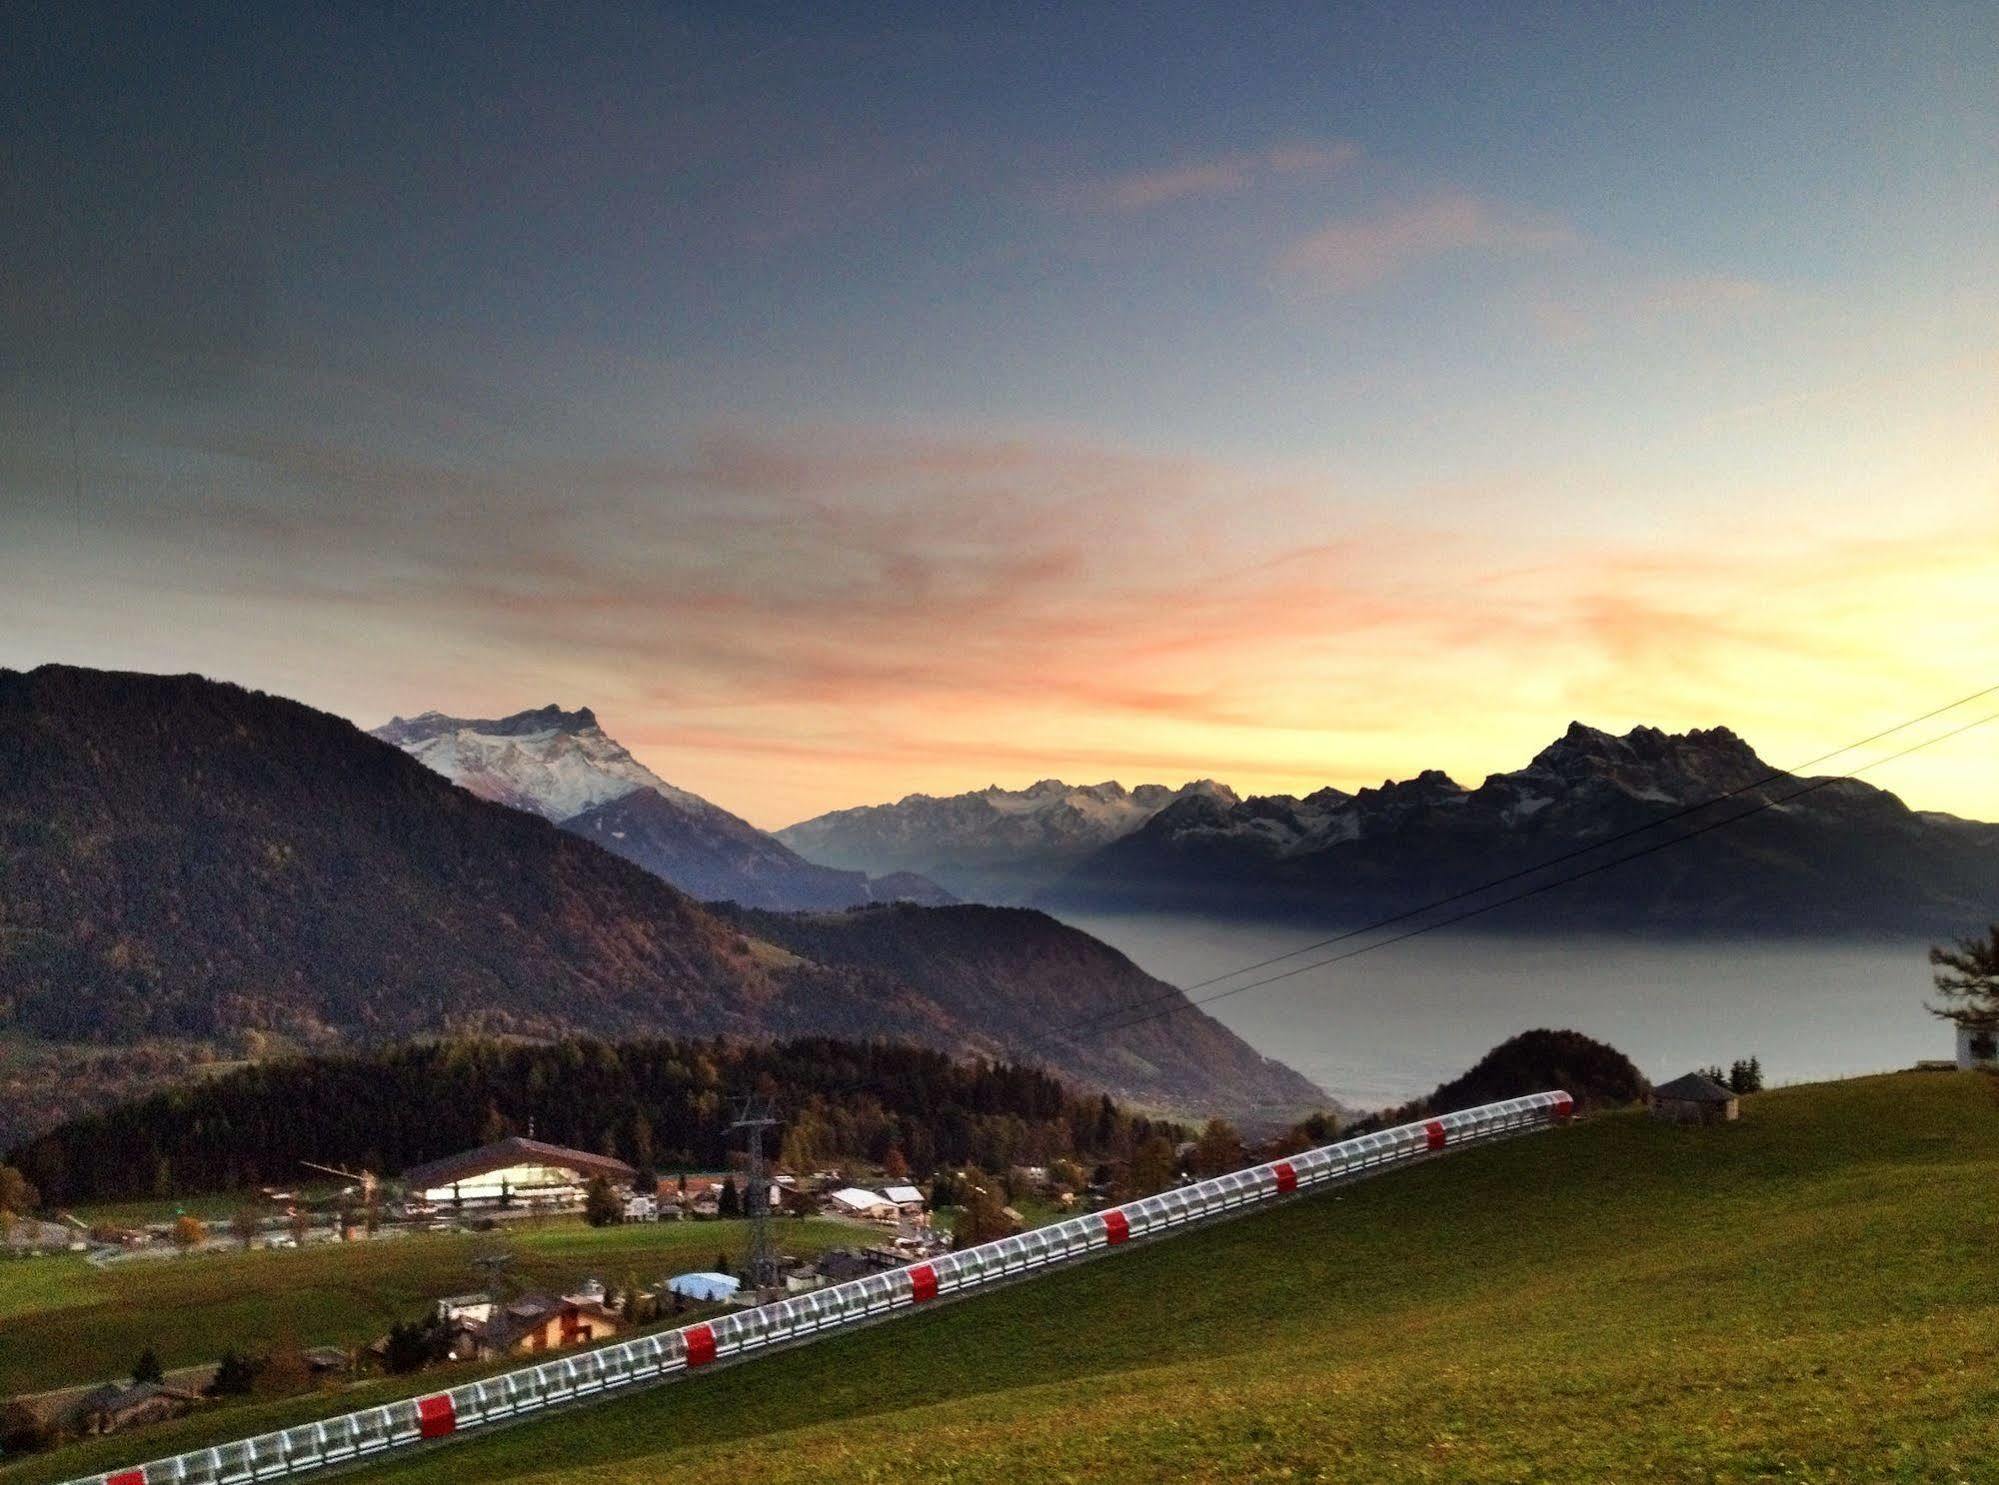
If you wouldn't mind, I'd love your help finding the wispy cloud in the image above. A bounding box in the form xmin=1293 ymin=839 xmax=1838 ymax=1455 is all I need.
xmin=1524 ymin=272 xmax=1773 ymax=344
xmin=8 ymin=377 xmax=1995 ymax=825
xmin=1096 ymin=140 xmax=1359 ymax=211
xmin=1276 ymin=191 xmax=1575 ymax=295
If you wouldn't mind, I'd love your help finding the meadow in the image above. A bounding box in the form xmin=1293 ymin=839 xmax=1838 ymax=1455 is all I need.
xmin=11 ymin=1073 xmax=1999 ymax=1484
xmin=324 ymin=1072 xmax=1999 ymax=1483
xmin=0 ymin=1218 xmax=859 ymax=1401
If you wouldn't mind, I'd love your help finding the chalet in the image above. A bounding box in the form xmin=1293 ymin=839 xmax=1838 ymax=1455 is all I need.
xmin=1650 ymin=1071 xmax=1740 ymax=1125
xmin=446 ymin=1291 xmax=623 ymax=1360
xmin=401 ymin=1138 xmax=636 ymax=1210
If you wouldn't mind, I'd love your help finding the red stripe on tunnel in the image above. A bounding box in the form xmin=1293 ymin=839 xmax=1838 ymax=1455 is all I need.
xmin=416 ymin=1394 xmax=455 ymax=1439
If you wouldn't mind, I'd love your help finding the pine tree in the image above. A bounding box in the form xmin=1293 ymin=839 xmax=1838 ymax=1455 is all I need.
xmin=1190 ymin=1119 xmax=1244 ymax=1177
xmin=132 ymin=1346 xmax=164 ymax=1385
xmin=1129 ymin=1135 xmax=1177 ymax=1197
xmin=1930 ymin=927 xmax=1999 ymax=1050
xmin=583 ymin=1174 xmax=621 ymax=1228
xmin=209 ymin=1349 xmax=262 ymax=1397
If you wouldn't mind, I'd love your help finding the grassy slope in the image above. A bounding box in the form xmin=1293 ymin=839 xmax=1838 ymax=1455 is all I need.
xmin=288 ymin=1072 xmax=1999 ymax=1484
xmin=0 ymin=1219 xmax=858 ymax=1400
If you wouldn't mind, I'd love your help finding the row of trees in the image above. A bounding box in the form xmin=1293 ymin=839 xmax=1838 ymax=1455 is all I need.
xmin=10 ymin=1036 xmax=1182 ymax=1205
xmin=1700 ymin=1058 xmax=1764 ymax=1094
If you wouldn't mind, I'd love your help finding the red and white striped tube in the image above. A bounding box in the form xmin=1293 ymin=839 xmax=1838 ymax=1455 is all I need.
xmin=63 ymin=1091 xmax=1572 ymax=1485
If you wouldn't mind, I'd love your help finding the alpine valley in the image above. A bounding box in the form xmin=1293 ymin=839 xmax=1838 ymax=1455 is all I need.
xmin=0 ymin=666 xmax=1322 ymax=1149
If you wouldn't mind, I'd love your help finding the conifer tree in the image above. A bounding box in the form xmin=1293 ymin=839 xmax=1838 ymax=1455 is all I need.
xmin=1930 ymin=927 xmax=1999 ymax=1053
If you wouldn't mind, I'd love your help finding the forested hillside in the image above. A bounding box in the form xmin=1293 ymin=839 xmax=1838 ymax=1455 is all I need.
xmin=710 ymin=902 xmax=1327 ymax=1127
xmin=10 ymin=1038 xmax=1181 ymax=1204
xmin=0 ymin=666 xmax=1323 ymax=1143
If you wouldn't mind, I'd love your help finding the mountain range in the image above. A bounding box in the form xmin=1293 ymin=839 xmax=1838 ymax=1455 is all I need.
xmin=1041 ymin=722 xmax=1999 ymax=937
xmin=0 ymin=665 xmax=1321 ymax=1147
xmin=373 ymin=706 xmax=952 ymax=911
xmin=778 ymin=778 xmax=1238 ymax=903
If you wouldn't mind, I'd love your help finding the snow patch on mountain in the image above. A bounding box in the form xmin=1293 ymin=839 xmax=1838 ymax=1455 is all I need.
xmin=372 ymin=705 xmax=951 ymax=911
xmin=375 ymin=704 xmax=714 ymax=824
xmin=778 ymin=778 xmax=1241 ymax=903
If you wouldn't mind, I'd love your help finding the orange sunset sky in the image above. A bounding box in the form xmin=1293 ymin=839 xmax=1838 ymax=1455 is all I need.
xmin=4 ymin=8 xmax=1995 ymax=828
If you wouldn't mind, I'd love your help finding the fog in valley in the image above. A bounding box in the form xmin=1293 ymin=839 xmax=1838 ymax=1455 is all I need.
xmin=1062 ymin=913 xmax=1945 ymax=1112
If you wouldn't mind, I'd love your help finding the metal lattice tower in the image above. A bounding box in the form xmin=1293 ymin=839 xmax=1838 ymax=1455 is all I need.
xmin=729 ymin=1095 xmax=781 ymax=1293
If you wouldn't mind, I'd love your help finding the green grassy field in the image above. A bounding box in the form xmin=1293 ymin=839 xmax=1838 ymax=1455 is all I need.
xmin=0 ymin=1218 xmax=858 ymax=1401
xmin=270 ymin=1072 xmax=1999 ymax=1484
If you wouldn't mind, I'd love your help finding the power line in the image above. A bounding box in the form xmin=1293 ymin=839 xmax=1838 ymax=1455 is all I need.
xmin=692 ymin=688 xmax=1997 ymax=1124
xmin=1175 ymin=682 xmax=1999 ymax=997
xmin=1048 ymin=684 xmax=1999 ymax=1045
xmin=1074 ymin=708 xmax=1999 ymax=1043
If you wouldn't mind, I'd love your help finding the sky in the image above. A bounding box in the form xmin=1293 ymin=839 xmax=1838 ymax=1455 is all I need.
xmin=3 ymin=2 xmax=1996 ymax=828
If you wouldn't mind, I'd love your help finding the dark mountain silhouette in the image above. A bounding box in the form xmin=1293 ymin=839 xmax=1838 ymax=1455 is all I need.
xmin=0 ymin=666 xmax=1322 ymax=1144
xmin=1043 ymin=722 xmax=1999 ymax=937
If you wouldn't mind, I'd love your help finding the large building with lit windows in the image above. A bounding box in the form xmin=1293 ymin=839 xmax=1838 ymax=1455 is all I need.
xmin=401 ymin=1137 xmax=635 ymax=1209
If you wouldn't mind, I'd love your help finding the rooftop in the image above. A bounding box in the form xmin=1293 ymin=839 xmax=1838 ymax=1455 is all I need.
xmin=402 ymin=1136 xmax=636 ymax=1191
xmin=1652 ymin=1072 xmax=1738 ymax=1103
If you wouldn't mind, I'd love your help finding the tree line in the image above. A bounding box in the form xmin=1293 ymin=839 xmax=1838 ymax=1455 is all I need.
xmin=9 ymin=1035 xmax=1184 ymax=1204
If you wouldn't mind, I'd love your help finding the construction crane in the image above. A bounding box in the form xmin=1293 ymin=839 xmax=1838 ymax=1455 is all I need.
xmin=300 ymin=1160 xmax=379 ymax=1203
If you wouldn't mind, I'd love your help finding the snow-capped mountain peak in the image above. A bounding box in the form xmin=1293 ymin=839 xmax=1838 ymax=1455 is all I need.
xmin=777 ymin=777 xmax=1242 ymax=902
xmin=373 ymin=706 xmax=702 ymax=824
xmin=371 ymin=705 xmax=951 ymax=911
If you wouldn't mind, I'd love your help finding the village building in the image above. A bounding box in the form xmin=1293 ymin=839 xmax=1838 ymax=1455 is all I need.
xmin=434 ymin=1291 xmax=495 ymax=1326
xmin=665 ymin=1271 xmax=740 ymax=1303
xmin=882 ymin=1184 xmax=928 ymax=1221
xmin=1649 ymin=1071 xmax=1740 ymax=1125
xmin=59 ymin=1382 xmax=202 ymax=1436
xmin=655 ymin=1174 xmax=778 ymax=1220
xmin=824 ymin=1187 xmax=900 ymax=1223
xmin=438 ymin=1291 xmax=624 ymax=1360
xmin=400 ymin=1137 xmax=636 ymax=1210
xmin=889 ymin=1227 xmax=953 ymax=1260
xmin=811 ymin=1248 xmax=885 ymax=1283
xmin=1955 ymin=1020 xmax=1999 ymax=1070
